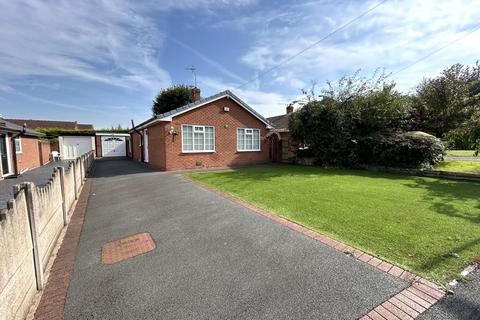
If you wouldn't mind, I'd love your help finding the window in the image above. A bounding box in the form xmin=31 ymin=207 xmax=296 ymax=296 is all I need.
xmin=182 ymin=125 xmax=215 ymax=152
xmin=14 ymin=137 xmax=22 ymax=153
xmin=237 ymin=128 xmax=260 ymax=151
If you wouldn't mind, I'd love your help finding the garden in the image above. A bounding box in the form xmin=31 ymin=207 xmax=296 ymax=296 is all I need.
xmin=190 ymin=63 xmax=480 ymax=284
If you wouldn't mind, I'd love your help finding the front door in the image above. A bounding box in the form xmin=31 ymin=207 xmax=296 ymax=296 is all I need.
xmin=0 ymin=134 xmax=10 ymax=176
xmin=143 ymin=129 xmax=149 ymax=163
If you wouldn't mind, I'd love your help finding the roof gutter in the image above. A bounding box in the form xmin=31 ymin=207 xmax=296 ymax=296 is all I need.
xmin=131 ymin=118 xmax=169 ymax=131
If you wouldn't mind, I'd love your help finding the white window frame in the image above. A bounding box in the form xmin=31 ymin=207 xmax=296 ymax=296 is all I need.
xmin=237 ymin=128 xmax=261 ymax=152
xmin=182 ymin=124 xmax=215 ymax=153
xmin=14 ymin=137 xmax=22 ymax=154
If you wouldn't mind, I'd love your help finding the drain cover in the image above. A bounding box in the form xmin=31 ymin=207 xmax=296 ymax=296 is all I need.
xmin=102 ymin=232 xmax=156 ymax=265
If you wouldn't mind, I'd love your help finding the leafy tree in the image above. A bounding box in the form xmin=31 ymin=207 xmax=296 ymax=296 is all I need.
xmin=152 ymin=85 xmax=193 ymax=115
xmin=411 ymin=63 xmax=480 ymax=138
xmin=110 ymin=124 xmax=128 ymax=131
xmin=445 ymin=110 xmax=480 ymax=154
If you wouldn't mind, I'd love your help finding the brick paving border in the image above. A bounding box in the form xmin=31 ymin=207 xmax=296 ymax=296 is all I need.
xmin=32 ymin=176 xmax=93 ymax=320
xmin=183 ymin=175 xmax=446 ymax=320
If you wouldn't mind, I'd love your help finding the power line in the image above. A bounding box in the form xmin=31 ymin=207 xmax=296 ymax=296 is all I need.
xmin=389 ymin=24 xmax=480 ymax=77
xmin=235 ymin=0 xmax=389 ymax=90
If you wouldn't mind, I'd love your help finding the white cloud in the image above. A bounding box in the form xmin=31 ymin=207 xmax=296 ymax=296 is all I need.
xmin=0 ymin=0 xmax=259 ymax=93
xmin=0 ymin=0 xmax=171 ymax=91
xmin=7 ymin=89 xmax=131 ymax=115
xmin=0 ymin=83 xmax=13 ymax=92
xmin=231 ymin=0 xmax=480 ymax=93
xmin=152 ymin=0 xmax=256 ymax=11
xmin=198 ymin=76 xmax=290 ymax=117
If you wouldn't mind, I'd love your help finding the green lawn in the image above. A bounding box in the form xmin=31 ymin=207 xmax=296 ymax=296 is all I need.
xmin=187 ymin=165 xmax=480 ymax=283
xmin=435 ymin=161 xmax=480 ymax=174
xmin=447 ymin=150 xmax=478 ymax=157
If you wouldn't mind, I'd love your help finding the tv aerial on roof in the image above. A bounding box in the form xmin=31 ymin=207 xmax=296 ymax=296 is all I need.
xmin=185 ymin=66 xmax=197 ymax=88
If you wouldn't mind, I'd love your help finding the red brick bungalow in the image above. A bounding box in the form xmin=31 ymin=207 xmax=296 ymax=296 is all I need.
xmin=130 ymin=89 xmax=274 ymax=171
xmin=0 ymin=119 xmax=47 ymax=178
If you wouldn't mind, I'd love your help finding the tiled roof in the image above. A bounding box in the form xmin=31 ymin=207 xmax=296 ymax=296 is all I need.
xmin=76 ymin=123 xmax=94 ymax=130
xmin=267 ymin=114 xmax=290 ymax=130
xmin=6 ymin=119 xmax=93 ymax=130
xmin=0 ymin=119 xmax=44 ymax=136
xmin=134 ymin=90 xmax=273 ymax=129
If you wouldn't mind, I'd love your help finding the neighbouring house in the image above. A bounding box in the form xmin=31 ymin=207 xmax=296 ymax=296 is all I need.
xmin=6 ymin=118 xmax=95 ymax=156
xmin=0 ymin=118 xmax=48 ymax=178
xmin=7 ymin=118 xmax=131 ymax=159
xmin=6 ymin=119 xmax=94 ymax=130
xmin=266 ymin=104 xmax=297 ymax=163
xmin=130 ymin=89 xmax=274 ymax=171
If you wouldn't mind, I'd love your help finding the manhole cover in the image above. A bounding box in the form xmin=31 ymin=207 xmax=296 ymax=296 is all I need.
xmin=102 ymin=232 xmax=156 ymax=265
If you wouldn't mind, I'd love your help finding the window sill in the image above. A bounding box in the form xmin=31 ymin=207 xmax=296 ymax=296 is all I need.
xmin=182 ymin=151 xmax=215 ymax=154
xmin=237 ymin=150 xmax=261 ymax=152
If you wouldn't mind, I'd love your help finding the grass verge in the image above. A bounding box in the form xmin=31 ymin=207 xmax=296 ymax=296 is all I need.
xmin=447 ymin=150 xmax=478 ymax=157
xmin=435 ymin=161 xmax=480 ymax=174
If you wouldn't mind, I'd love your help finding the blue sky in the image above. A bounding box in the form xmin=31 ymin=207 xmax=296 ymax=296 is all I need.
xmin=0 ymin=0 xmax=479 ymax=129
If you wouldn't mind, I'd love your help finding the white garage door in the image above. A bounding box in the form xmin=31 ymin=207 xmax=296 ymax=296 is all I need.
xmin=101 ymin=136 xmax=126 ymax=157
xmin=61 ymin=136 xmax=94 ymax=160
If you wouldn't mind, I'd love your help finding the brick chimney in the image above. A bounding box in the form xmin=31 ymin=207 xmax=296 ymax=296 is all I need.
xmin=192 ymin=87 xmax=201 ymax=102
xmin=286 ymin=104 xmax=294 ymax=114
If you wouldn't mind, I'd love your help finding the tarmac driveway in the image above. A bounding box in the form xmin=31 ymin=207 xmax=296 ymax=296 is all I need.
xmin=64 ymin=159 xmax=408 ymax=320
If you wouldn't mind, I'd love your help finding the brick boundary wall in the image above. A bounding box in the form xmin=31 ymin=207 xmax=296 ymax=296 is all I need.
xmin=182 ymin=175 xmax=447 ymax=320
xmin=32 ymin=170 xmax=93 ymax=320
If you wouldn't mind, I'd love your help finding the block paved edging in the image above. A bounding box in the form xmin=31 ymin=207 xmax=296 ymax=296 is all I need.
xmin=32 ymin=176 xmax=93 ymax=320
xmin=182 ymin=175 xmax=447 ymax=320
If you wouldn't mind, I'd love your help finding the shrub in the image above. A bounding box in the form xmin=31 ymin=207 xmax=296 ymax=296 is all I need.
xmin=357 ymin=131 xmax=445 ymax=167
xmin=289 ymin=100 xmax=357 ymax=166
xmin=36 ymin=128 xmax=129 ymax=138
xmin=37 ymin=128 xmax=96 ymax=137
xmin=290 ymin=71 xmax=449 ymax=168
xmin=289 ymin=72 xmax=413 ymax=167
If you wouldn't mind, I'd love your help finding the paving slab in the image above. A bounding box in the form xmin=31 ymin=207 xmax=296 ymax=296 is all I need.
xmin=64 ymin=159 xmax=408 ymax=320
